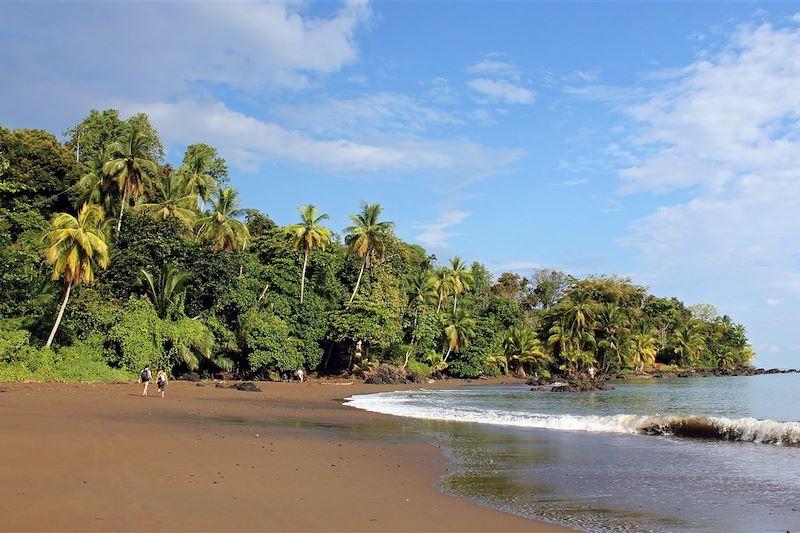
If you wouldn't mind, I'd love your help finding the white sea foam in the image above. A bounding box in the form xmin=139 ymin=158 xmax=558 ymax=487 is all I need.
xmin=344 ymin=392 xmax=800 ymax=446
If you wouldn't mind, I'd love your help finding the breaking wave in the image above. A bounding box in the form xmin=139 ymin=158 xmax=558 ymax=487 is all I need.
xmin=344 ymin=392 xmax=800 ymax=446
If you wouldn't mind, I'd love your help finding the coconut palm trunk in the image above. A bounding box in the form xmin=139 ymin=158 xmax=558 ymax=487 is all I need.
xmin=46 ymin=282 xmax=72 ymax=348
xmin=349 ymin=259 xmax=366 ymax=303
xmin=443 ymin=346 xmax=452 ymax=362
xmin=300 ymin=249 xmax=309 ymax=304
xmin=402 ymin=311 xmax=419 ymax=370
xmin=116 ymin=188 xmax=129 ymax=234
xmin=453 ymin=294 xmax=458 ymax=313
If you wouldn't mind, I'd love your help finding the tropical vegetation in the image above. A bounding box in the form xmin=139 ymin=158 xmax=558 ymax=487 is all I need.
xmin=0 ymin=110 xmax=756 ymax=382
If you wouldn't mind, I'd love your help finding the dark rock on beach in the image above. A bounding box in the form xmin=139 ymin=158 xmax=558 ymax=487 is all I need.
xmin=232 ymin=382 xmax=261 ymax=392
xmin=214 ymin=382 xmax=262 ymax=392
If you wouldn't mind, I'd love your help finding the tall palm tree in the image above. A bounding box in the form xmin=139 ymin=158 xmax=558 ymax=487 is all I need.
xmin=139 ymin=264 xmax=191 ymax=320
xmin=433 ymin=266 xmax=452 ymax=312
xmin=449 ymin=256 xmax=473 ymax=312
xmin=563 ymin=289 xmax=596 ymax=334
xmin=197 ymin=187 xmax=250 ymax=252
xmin=596 ymin=303 xmax=630 ymax=371
xmin=402 ymin=271 xmax=437 ymax=369
xmin=345 ymin=202 xmax=394 ymax=303
xmin=137 ymin=172 xmax=198 ymax=229
xmin=180 ymin=151 xmax=218 ymax=208
xmin=75 ymin=150 xmax=117 ymax=215
xmin=44 ymin=203 xmax=110 ymax=347
xmin=285 ymin=204 xmax=332 ymax=304
xmin=442 ymin=307 xmax=476 ymax=362
xmin=103 ymin=125 xmax=158 ymax=234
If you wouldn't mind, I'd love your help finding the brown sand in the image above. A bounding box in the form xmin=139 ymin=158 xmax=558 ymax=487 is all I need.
xmin=0 ymin=379 xmax=574 ymax=532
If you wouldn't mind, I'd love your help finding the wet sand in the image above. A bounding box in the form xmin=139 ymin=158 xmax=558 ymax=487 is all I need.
xmin=0 ymin=379 xmax=573 ymax=532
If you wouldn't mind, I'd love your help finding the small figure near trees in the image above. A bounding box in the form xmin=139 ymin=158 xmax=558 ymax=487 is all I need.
xmin=140 ymin=367 xmax=152 ymax=396
xmin=156 ymin=368 xmax=168 ymax=398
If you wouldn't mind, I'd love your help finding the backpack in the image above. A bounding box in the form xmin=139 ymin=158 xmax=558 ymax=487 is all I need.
xmin=141 ymin=369 xmax=148 ymax=381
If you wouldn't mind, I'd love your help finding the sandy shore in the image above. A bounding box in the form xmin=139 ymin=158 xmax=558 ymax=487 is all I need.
xmin=0 ymin=379 xmax=573 ymax=532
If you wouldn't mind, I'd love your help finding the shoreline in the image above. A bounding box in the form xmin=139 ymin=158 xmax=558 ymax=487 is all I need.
xmin=0 ymin=378 xmax=574 ymax=532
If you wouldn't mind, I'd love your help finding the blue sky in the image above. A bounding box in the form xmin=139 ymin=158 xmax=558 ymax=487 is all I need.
xmin=2 ymin=1 xmax=799 ymax=368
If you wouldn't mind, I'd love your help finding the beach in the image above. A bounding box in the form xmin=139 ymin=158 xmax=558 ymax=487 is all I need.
xmin=0 ymin=379 xmax=571 ymax=532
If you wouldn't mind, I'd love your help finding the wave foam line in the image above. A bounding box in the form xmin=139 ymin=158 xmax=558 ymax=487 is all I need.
xmin=344 ymin=394 xmax=800 ymax=446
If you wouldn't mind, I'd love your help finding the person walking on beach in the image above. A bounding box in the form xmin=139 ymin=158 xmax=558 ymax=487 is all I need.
xmin=140 ymin=366 xmax=152 ymax=396
xmin=156 ymin=368 xmax=168 ymax=398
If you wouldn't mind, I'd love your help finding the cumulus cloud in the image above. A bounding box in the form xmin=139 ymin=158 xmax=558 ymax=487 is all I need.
xmin=0 ymin=0 xmax=371 ymax=127
xmin=619 ymin=18 xmax=800 ymax=302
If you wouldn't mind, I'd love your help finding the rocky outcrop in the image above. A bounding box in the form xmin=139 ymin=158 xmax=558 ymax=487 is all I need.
xmin=528 ymin=375 xmax=613 ymax=392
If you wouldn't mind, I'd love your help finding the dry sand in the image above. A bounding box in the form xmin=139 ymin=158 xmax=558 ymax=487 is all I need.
xmin=0 ymin=379 xmax=574 ymax=532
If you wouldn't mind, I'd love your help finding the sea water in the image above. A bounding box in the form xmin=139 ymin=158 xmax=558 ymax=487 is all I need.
xmin=345 ymin=374 xmax=800 ymax=532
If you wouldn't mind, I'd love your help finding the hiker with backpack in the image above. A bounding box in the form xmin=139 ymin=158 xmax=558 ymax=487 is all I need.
xmin=156 ymin=368 xmax=168 ymax=398
xmin=140 ymin=367 xmax=152 ymax=397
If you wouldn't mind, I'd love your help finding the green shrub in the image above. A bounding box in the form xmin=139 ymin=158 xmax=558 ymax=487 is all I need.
xmin=242 ymin=311 xmax=304 ymax=375
xmin=107 ymin=297 xmax=165 ymax=371
xmin=406 ymin=359 xmax=432 ymax=382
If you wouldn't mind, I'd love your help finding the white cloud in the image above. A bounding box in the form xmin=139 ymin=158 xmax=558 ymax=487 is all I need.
xmin=466 ymin=59 xmax=520 ymax=78
xmin=125 ymin=99 xmax=524 ymax=178
xmin=415 ymin=210 xmax=471 ymax=247
xmin=468 ymin=79 xmax=536 ymax=104
xmin=0 ymin=1 xmax=371 ymax=127
xmin=272 ymin=92 xmax=463 ymax=136
xmin=550 ymin=178 xmax=589 ymax=187
xmin=766 ymin=298 xmax=784 ymax=306
xmin=617 ymin=17 xmax=800 ymax=326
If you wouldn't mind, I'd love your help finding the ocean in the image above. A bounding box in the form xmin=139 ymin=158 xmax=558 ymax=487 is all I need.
xmin=345 ymin=374 xmax=800 ymax=532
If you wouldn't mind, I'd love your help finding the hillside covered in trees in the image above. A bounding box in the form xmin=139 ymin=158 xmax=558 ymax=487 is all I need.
xmin=0 ymin=109 xmax=755 ymax=381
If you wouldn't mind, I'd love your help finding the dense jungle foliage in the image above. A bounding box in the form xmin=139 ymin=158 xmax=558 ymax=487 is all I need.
xmin=0 ymin=109 xmax=755 ymax=381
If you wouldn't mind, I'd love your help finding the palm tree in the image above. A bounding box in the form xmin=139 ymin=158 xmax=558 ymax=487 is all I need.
xmin=197 ymin=187 xmax=250 ymax=252
xmin=486 ymin=353 xmax=509 ymax=375
xmin=433 ymin=266 xmax=452 ymax=312
xmin=442 ymin=307 xmax=476 ymax=362
xmin=563 ymin=289 xmax=596 ymax=334
xmin=548 ymin=319 xmax=595 ymax=375
xmin=628 ymin=333 xmax=657 ymax=373
xmin=345 ymin=202 xmax=394 ymax=303
xmin=44 ymin=203 xmax=110 ymax=347
xmin=75 ymin=150 xmax=117 ymax=215
xmin=103 ymin=125 xmax=158 ymax=234
xmin=285 ymin=204 xmax=332 ymax=304
xmin=449 ymin=256 xmax=473 ymax=312
xmin=137 ymin=172 xmax=198 ymax=229
xmin=402 ymin=271 xmax=437 ymax=369
xmin=673 ymin=324 xmax=706 ymax=367
xmin=503 ymin=325 xmax=551 ymax=377
xmin=180 ymin=151 xmax=218 ymax=207
xmin=139 ymin=264 xmax=191 ymax=320
xmin=596 ymin=303 xmax=630 ymax=371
